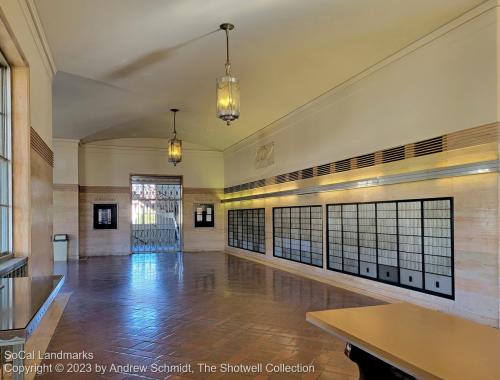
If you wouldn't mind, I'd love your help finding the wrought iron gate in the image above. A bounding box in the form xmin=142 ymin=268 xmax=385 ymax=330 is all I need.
xmin=131 ymin=175 xmax=182 ymax=253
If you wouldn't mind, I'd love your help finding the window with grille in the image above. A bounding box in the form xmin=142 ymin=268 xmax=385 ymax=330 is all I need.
xmin=0 ymin=52 xmax=11 ymax=257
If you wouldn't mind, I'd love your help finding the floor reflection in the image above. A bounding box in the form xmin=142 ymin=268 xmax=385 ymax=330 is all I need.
xmin=130 ymin=253 xmax=160 ymax=281
xmin=42 ymin=252 xmax=382 ymax=380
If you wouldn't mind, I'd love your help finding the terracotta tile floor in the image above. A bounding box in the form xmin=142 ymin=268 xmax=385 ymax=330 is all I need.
xmin=38 ymin=252 xmax=382 ymax=380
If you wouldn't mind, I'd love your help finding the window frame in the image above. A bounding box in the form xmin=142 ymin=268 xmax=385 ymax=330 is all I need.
xmin=0 ymin=50 xmax=12 ymax=257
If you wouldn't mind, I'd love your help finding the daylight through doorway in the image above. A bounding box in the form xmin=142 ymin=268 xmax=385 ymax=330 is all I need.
xmin=131 ymin=175 xmax=182 ymax=253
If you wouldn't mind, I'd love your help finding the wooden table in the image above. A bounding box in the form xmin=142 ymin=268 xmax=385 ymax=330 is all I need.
xmin=0 ymin=275 xmax=64 ymax=380
xmin=306 ymin=303 xmax=500 ymax=380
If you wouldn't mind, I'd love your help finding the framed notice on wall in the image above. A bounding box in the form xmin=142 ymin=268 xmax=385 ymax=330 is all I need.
xmin=194 ymin=204 xmax=215 ymax=228
xmin=93 ymin=204 xmax=118 ymax=229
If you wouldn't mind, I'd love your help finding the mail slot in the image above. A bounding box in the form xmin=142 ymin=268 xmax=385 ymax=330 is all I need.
xmin=360 ymin=262 xmax=377 ymax=278
xmin=400 ymin=269 xmax=423 ymax=289
xmin=378 ymin=264 xmax=398 ymax=283
xmin=425 ymin=273 xmax=452 ymax=295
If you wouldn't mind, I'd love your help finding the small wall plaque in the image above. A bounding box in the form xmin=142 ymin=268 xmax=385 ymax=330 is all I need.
xmin=194 ymin=204 xmax=215 ymax=228
xmin=93 ymin=204 xmax=118 ymax=229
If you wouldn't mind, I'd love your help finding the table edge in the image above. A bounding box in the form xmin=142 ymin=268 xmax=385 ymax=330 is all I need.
xmin=306 ymin=310 xmax=442 ymax=380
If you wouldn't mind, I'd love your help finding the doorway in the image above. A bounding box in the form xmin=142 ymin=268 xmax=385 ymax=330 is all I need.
xmin=130 ymin=175 xmax=182 ymax=253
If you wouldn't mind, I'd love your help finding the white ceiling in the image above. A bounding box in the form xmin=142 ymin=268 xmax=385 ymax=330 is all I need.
xmin=36 ymin=0 xmax=486 ymax=151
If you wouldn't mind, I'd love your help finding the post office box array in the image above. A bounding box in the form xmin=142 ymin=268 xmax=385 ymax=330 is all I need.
xmin=422 ymin=199 xmax=453 ymax=295
xmin=376 ymin=202 xmax=398 ymax=282
xmin=358 ymin=203 xmax=377 ymax=278
xmin=397 ymin=201 xmax=423 ymax=288
xmin=228 ymin=209 xmax=265 ymax=254
xmin=326 ymin=198 xmax=454 ymax=299
xmin=274 ymin=206 xmax=323 ymax=268
xmin=328 ymin=205 xmax=343 ymax=271
xmin=342 ymin=204 xmax=358 ymax=274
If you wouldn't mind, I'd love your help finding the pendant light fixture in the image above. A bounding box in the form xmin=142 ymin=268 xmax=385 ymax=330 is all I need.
xmin=168 ymin=108 xmax=182 ymax=166
xmin=216 ymin=23 xmax=240 ymax=126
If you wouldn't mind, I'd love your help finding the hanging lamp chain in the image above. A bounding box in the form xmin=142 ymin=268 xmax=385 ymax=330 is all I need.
xmin=225 ymin=28 xmax=231 ymax=75
xmin=173 ymin=111 xmax=177 ymax=136
xmin=170 ymin=108 xmax=179 ymax=138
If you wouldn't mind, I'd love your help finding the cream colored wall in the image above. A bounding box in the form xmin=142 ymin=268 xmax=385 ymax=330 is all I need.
xmin=79 ymin=189 xmax=130 ymax=256
xmin=497 ymin=5 xmax=500 ymax=122
xmin=53 ymin=139 xmax=79 ymax=184
xmin=76 ymin=138 xmax=224 ymax=255
xmin=79 ymin=139 xmax=223 ymax=188
xmin=30 ymin=149 xmax=53 ymax=275
xmin=224 ymin=147 xmax=500 ymax=326
xmin=53 ymin=187 xmax=79 ymax=259
xmin=0 ymin=0 xmax=54 ymax=147
xmin=183 ymin=189 xmax=224 ymax=252
xmin=224 ymin=4 xmax=499 ymax=186
xmin=53 ymin=139 xmax=79 ymax=259
xmin=222 ymin=4 xmax=500 ymax=327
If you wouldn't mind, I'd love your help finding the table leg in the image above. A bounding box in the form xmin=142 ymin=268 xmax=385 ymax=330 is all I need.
xmin=344 ymin=343 xmax=415 ymax=380
xmin=11 ymin=343 xmax=24 ymax=380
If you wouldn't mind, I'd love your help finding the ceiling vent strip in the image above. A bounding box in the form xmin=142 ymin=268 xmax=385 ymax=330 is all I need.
xmin=288 ymin=171 xmax=300 ymax=181
xmin=414 ymin=136 xmax=443 ymax=157
xmin=301 ymin=167 xmax=314 ymax=179
xmin=334 ymin=159 xmax=351 ymax=172
xmin=276 ymin=174 xmax=288 ymax=184
xmin=382 ymin=145 xmax=405 ymax=163
xmin=223 ymin=123 xmax=499 ymax=194
xmin=355 ymin=153 xmax=375 ymax=168
xmin=317 ymin=163 xmax=333 ymax=176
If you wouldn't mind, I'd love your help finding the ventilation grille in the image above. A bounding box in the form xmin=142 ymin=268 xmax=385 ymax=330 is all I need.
xmin=414 ymin=136 xmax=443 ymax=157
xmin=301 ymin=167 xmax=314 ymax=179
xmin=356 ymin=153 xmax=375 ymax=168
xmin=382 ymin=146 xmax=405 ymax=163
xmin=255 ymin=179 xmax=266 ymax=188
xmin=276 ymin=174 xmax=288 ymax=184
xmin=223 ymin=124 xmax=497 ymax=194
xmin=317 ymin=163 xmax=332 ymax=176
xmin=287 ymin=171 xmax=297 ymax=181
xmin=31 ymin=127 xmax=54 ymax=167
xmin=335 ymin=159 xmax=351 ymax=172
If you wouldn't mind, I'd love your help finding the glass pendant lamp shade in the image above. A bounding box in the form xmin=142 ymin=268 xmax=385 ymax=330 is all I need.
xmin=216 ymin=75 xmax=240 ymax=125
xmin=167 ymin=109 xmax=182 ymax=166
xmin=216 ymin=23 xmax=240 ymax=126
xmin=168 ymin=137 xmax=182 ymax=166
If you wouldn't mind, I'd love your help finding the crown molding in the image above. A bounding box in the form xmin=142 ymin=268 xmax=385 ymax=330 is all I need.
xmin=224 ymin=0 xmax=499 ymax=155
xmin=0 ymin=7 xmax=27 ymax=66
xmin=18 ymin=0 xmax=56 ymax=76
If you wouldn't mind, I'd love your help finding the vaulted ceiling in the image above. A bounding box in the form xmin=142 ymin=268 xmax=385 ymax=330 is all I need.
xmin=36 ymin=0 xmax=486 ymax=151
